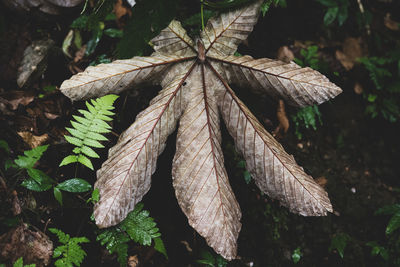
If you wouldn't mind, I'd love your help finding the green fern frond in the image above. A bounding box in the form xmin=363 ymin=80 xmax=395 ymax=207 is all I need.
xmin=97 ymin=229 xmax=130 ymax=267
xmin=97 ymin=203 xmax=167 ymax=266
xmin=12 ymin=257 xmax=36 ymax=267
xmin=49 ymin=228 xmax=89 ymax=267
xmin=60 ymin=94 xmax=118 ymax=170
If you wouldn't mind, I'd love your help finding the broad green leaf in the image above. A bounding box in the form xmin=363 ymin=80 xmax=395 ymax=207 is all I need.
xmin=26 ymin=168 xmax=54 ymax=185
xmin=21 ymin=178 xmax=52 ymax=192
xmin=59 ymin=155 xmax=78 ymax=167
xmin=57 ymin=178 xmax=92 ymax=193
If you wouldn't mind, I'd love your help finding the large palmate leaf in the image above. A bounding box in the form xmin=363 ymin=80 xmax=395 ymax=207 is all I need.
xmin=60 ymin=0 xmax=341 ymax=260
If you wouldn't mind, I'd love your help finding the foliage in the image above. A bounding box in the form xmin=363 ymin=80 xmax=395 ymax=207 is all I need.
xmin=291 ymin=105 xmax=322 ymax=139
xmin=49 ymin=228 xmax=89 ymax=267
xmin=64 ymin=0 xmax=117 ymax=57
xmin=13 ymin=145 xmax=54 ymax=192
xmin=358 ymin=54 xmax=400 ymax=122
xmin=237 ymin=160 xmax=252 ymax=184
xmin=329 ymin=233 xmax=350 ymax=258
xmin=263 ymin=202 xmax=289 ymax=240
xmin=260 ymin=0 xmax=286 ymax=16
xmin=97 ymin=203 xmax=166 ymax=266
xmin=376 ymin=204 xmax=400 ymax=236
xmin=117 ymin=0 xmax=179 ymax=58
xmin=294 ymin=45 xmax=321 ymax=71
xmin=292 ymin=247 xmax=302 ymax=264
xmin=292 ymin=46 xmax=327 ymax=139
xmin=9 ymin=257 xmax=35 ymax=267
xmin=366 ymin=241 xmax=389 ymax=261
xmin=60 ymin=94 xmax=119 ymax=170
xmin=315 ymin=0 xmax=349 ymax=26
xmin=196 ymin=250 xmax=228 ymax=267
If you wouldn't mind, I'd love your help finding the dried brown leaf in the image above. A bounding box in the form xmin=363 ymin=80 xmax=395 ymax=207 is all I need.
xmin=17 ymin=131 xmax=48 ymax=148
xmin=61 ymin=0 xmax=340 ymax=260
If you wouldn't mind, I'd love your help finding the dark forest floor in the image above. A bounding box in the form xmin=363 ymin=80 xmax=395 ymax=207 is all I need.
xmin=1 ymin=0 xmax=400 ymax=266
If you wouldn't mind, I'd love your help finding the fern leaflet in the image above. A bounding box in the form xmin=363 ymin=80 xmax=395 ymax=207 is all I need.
xmin=60 ymin=94 xmax=118 ymax=170
xmin=97 ymin=203 xmax=167 ymax=266
xmin=49 ymin=228 xmax=89 ymax=267
xmin=12 ymin=257 xmax=36 ymax=267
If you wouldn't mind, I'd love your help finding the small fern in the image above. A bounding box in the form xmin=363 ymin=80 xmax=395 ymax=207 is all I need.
xmin=97 ymin=203 xmax=167 ymax=266
xmin=11 ymin=257 xmax=36 ymax=267
xmin=60 ymin=94 xmax=118 ymax=170
xmin=358 ymin=56 xmax=392 ymax=90
xmin=49 ymin=228 xmax=89 ymax=267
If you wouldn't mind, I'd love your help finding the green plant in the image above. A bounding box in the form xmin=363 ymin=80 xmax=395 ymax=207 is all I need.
xmin=97 ymin=203 xmax=166 ymax=266
xmin=10 ymin=145 xmax=92 ymax=205
xmin=292 ymin=46 xmax=326 ymax=139
xmin=315 ymin=0 xmax=349 ymax=26
xmin=49 ymin=228 xmax=89 ymax=267
xmin=196 ymin=250 xmax=228 ymax=267
xmin=329 ymin=233 xmax=350 ymax=259
xmin=365 ymin=204 xmax=400 ymax=264
xmin=358 ymin=55 xmax=400 ymax=122
xmin=63 ymin=0 xmax=117 ymax=58
xmin=366 ymin=241 xmax=389 ymax=261
xmin=14 ymin=145 xmax=54 ymax=192
xmin=4 ymin=257 xmax=36 ymax=267
xmin=291 ymin=105 xmax=323 ymax=139
xmin=260 ymin=0 xmax=287 ymax=16
xmin=292 ymin=247 xmax=302 ymax=264
xmin=294 ymin=45 xmax=321 ymax=71
xmin=60 ymin=94 xmax=119 ymax=170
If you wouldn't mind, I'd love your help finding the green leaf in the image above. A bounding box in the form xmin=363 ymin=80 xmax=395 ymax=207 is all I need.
xmin=97 ymin=229 xmax=129 ymax=267
xmin=13 ymin=257 xmax=23 ymax=267
xmin=154 ymin=237 xmax=168 ymax=259
xmin=376 ymin=204 xmax=400 ymax=215
xmin=324 ymin=7 xmax=339 ymax=25
xmin=337 ymin=4 xmax=348 ymax=26
xmin=92 ymin=188 xmax=100 ymax=202
xmin=60 ymin=155 xmax=78 ymax=167
xmin=316 ymin=0 xmax=336 ymax=7
xmin=80 ymin=146 xmax=100 ymax=158
xmin=292 ymin=247 xmax=302 ymax=264
xmin=386 ymin=213 xmax=400 ymax=235
xmin=77 ymin=155 xmax=94 ymax=170
xmin=104 ymin=28 xmax=123 ymax=38
xmin=54 ymin=187 xmax=63 ymax=205
xmin=0 ymin=139 xmax=10 ymax=154
xmin=329 ymin=233 xmax=350 ymax=258
xmin=50 ymin=228 xmax=89 ymax=267
xmin=243 ymin=170 xmax=252 ymax=184
xmin=65 ymin=135 xmax=83 ymax=147
xmin=56 ymin=178 xmax=92 ymax=193
xmin=14 ymin=145 xmax=49 ymax=169
xmin=21 ymin=178 xmax=52 ymax=192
